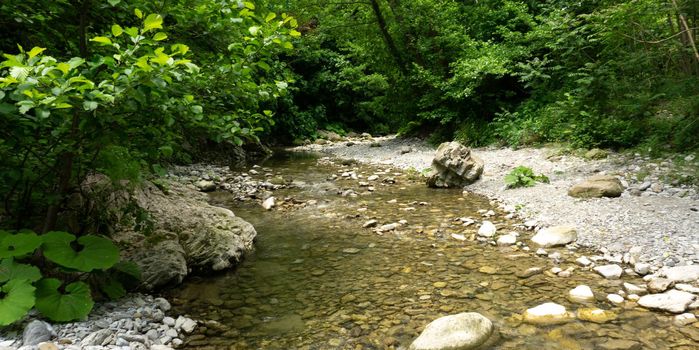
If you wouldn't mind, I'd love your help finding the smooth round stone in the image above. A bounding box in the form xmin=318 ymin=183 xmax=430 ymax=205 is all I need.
xmin=523 ymin=303 xmax=573 ymax=325
xmin=569 ymin=285 xmax=595 ymax=303
xmin=409 ymin=312 xmax=493 ymax=350
xmin=607 ymin=294 xmax=625 ymax=304
xmin=433 ymin=282 xmax=448 ymax=288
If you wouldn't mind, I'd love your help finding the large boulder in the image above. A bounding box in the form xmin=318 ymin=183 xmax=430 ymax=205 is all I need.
xmin=637 ymin=290 xmax=696 ymax=314
xmin=409 ymin=312 xmax=493 ymax=350
xmin=426 ymin=142 xmax=484 ymax=188
xmin=568 ymin=175 xmax=625 ymax=198
xmin=530 ymin=225 xmax=577 ymax=247
xmin=73 ymin=176 xmax=257 ymax=290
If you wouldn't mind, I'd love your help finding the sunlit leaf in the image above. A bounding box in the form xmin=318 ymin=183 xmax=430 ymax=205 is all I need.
xmin=134 ymin=8 xmax=143 ymax=19
xmin=143 ymin=14 xmax=163 ymax=32
xmin=153 ymin=32 xmax=168 ymax=41
xmin=111 ymin=24 xmax=123 ymax=37
xmin=27 ymin=47 xmax=46 ymax=59
xmin=90 ymin=36 xmax=112 ymax=45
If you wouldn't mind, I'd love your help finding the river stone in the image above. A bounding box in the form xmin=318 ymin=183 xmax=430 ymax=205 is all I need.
xmin=531 ymin=225 xmax=577 ymax=247
xmin=647 ymin=278 xmax=674 ymax=293
xmin=568 ymin=285 xmax=595 ymax=303
xmin=594 ymin=264 xmax=623 ymax=279
xmin=477 ymin=221 xmax=496 ymax=237
xmin=584 ymin=148 xmax=609 ymax=160
xmin=130 ymin=239 xmax=188 ymax=290
xmin=598 ymin=339 xmax=641 ymax=350
xmin=195 ymin=180 xmax=216 ymax=192
xmin=81 ymin=329 xmax=114 ymax=347
xmin=577 ymin=308 xmax=617 ymax=323
xmin=662 ymin=265 xmax=699 ymax=282
xmin=623 ymin=282 xmax=647 ymax=296
xmin=409 ymin=312 xmax=493 ymax=350
xmin=23 ymin=320 xmax=54 ymax=346
xmin=674 ymin=313 xmax=697 ymax=326
xmin=523 ymin=303 xmax=573 ymax=324
xmin=607 ymin=294 xmax=625 ymax=305
xmin=568 ymin=175 xmax=625 ymax=198
xmin=638 ymin=290 xmax=696 ymax=313
xmin=262 ymin=196 xmax=275 ymax=210
xmin=496 ymin=233 xmax=517 ymax=246
xmin=426 ymin=142 xmax=484 ymax=188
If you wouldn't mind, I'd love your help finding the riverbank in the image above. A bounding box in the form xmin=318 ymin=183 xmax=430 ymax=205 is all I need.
xmin=295 ymin=135 xmax=699 ymax=269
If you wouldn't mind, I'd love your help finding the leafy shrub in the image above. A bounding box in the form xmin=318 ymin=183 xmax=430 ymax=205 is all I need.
xmin=504 ymin=166 xmax=550 ymax=188
xmin=0 ymin=230 xmax=138 ymax=325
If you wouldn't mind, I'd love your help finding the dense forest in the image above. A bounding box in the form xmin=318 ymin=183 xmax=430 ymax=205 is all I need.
xmin=1 ymin=0 xmax=698 ymax=229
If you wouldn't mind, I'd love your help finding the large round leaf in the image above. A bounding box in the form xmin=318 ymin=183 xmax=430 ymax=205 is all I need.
xmin=35 ymin=278 xmax=94 ymax=322
xmin=0 ymin=258 xmax=41 ymax=283
xmin=0 ymin=279 xmax=36 ymax=326
xmin=42 ymin=231 xmax=119 ymax=272
xmin=0 ymin=231 xmax=42 ymax=259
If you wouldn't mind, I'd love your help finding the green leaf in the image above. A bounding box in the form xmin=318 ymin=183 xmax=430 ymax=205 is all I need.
xmin=83 ymin=101 xmax=98 ymax=111
xmin=111 ymin=261 xmax=141 ymax=280
xmin=27 ymin=47 xmax=46 ymax=59
xmin=143 ymin=14 xmax=163 ymax=32
xmin=0 ymin=259 xmax=41 ymax=283
xmin=153 ymin=32 xmax=168 ymax=41
xmin=158 ymin=145 xmax=173 ymax=157
xmin=97 ymin=275 xmax=126 ymax=300
xmin=265 ymin=13 xmax=276 ymax=23
xmin=244 ymin=1 xmax=255 ymax=10
xmin=134 ymin=8 xmax=143 ymax=19
xmin=56 ymin=62 xmax=71 ymax=75
xmin=0 ymin=231 xmax=42 ymax=259
xmin=42 ymin=232 xmax=120 ymax=272
xmin=35 ymin=279 xmax=93 ymax=322
xmin=191 ymin=105 xmax=203 ymax=114
xmin=111 ymin=24 xmax=123 ymax=37
xmin=289 ymin=29 xmax=301 ymax=38
xmin=107 ymin=0 xmax=121 ymax=6
xmin=248 ymin=26 xmax=259 ymax=36
xmin=0 ymin=279 xmax=36 ymax=326
xmin=257 ymin=61 xmax=270 ymax=71
xmin=90 ymin=36 xmax=112 ymax=45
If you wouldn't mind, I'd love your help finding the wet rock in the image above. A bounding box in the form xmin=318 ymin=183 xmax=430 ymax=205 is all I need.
xmin=342 ymin=248 xmax=360 ymax=254
xmin=577 ymin=308 xmax=617 ymax=323
xmin=638 ymin=290 xmax=696 ymax=313
xmin=426 ymin=142 xmax=484 ymax=188
xmin=262 ymin=196 xmax=276 ymax=210
xmin=634 ymin=263 xmax=651 ymax=275
xmin=647 ymin=278 xmax=674 ymax=293
xmin=409 ymin=312 xmax=493 ymax=350
xmin=477 ymin=221 xmax=497 ymax=238
xmin=568 ymin=285 xmax=595 ymax=303
xmin=594 ymin=264 xmax=623 ymax=279
xmin=674 ymin=313 xmax=697 ymax=326
xmin=23 ymin=321 xmax=54 ymax=346
xmin=531 ymin=225 xmax=577 ymax=247
xmin=623 ymin=282 xmax=647 ymax=296
xmin=378 ymin=223 xmax=400 ymax=232
xmin=568 ymin=175 xmax=625 ymax=198
xmin=523 ymin=303 xmax=573 ymax=324
xmin=598 ymin=339 xmax=641 ymax=350
xmin=575 ymin=256 xmax=592 ymax=267
xmin=607 ymin=294 xmax=624 ymax=305
xmin=662 ymin=265 xmax=699 ymax=282
xmin=496 ymin=233 xmax=517 ymax=246
xmin=195 ymin=180 xmax=217 ymax=192
xmin=516 ymin=267 xmax=543 ymax=279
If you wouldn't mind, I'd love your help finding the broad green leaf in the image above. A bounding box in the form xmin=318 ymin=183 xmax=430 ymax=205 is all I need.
xmin=97 ymin=275 xmax=126 ymax=300
xmin=111 ymin=261 xmax=141 ymax=280
xmin=9 ymin=67 xmax=29 ymax=81
xmin=244 ymin=1 xmax=255 ymax=10
xmin=0 ymin=259 xmax=41 ymax=283
xmin=248 ymin=26 xmax=259 ymax=36
xmin=0 ymin=279 xmax=36 ymax=326
xmin=35 ymin=279 xmax=93 ymax=322
xmin=143 ymin=14 xmax=163 ymax=32
xmin=124 ymin=27 xmax=139 ymax=37
xmin=153 ymin=32 xmax=167 ymax=41
xmin=134 ymin=8 xmax=143 ymax=19
xmin=27 ymin=47 xmax=46 ymax=59
xmin=0 ymin=231 xmax=42 ymax=259
xmin=191 ymin=105 xmax=203 ymax=114
xmin=90 ymin=36 xmax=112 ymax=45
xmin=158 ymin=145 xmax=173 ymax=157
xmin=42 ymin=232 xmax=119 ymax=272
xmin=282 ymin=41 xmax=293 ymax=50
xmin=56 ymin=62 xmax=70 ymax=75
xmin=107 ymin=0 xmax=121 ymax=6
xmin=257 ymin=61 xmax=270 ymax=71
xmin=111 ymin=24 xmax=123 ymax=37
xmin=265 ymin=13 xmax=276 ymax=23
xmin=289 ymin=30 xmax=301 ymax=38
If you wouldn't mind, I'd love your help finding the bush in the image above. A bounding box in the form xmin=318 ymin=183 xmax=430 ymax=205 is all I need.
xmin=504 ymin=166 xmax=550 ymax=188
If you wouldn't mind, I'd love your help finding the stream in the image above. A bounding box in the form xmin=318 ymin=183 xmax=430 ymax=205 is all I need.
xmin=167 ymin=152 xmax=696 ymax=349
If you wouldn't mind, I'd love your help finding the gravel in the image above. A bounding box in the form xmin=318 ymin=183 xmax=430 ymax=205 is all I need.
xmin=295 ymin=135 xmax=699 ymax=268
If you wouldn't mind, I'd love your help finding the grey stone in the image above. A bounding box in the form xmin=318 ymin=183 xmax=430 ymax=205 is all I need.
xmin=80 ymin=329 xmax=113 ymax=347
xmin=593 ymin=264 xmax=623 ymax=279
xmin=23 ymin=321 xmax=54 ymax=346
xmin=426 ymin=142 xmax=484 ymax=188
xmin=647 ymin=278 xmax=674 ymax=293
xmin=568 ymin=175 xmax=625 ymax=198
xmin=195 ymin=180 xmax=216 ymax=192
xmin=662 ymin=265 xmax=699 ymax=283
xmin=638 ymin=290 xmax=696 ymax=313
xmin=409 ymin=313 xmax=493 ymax=350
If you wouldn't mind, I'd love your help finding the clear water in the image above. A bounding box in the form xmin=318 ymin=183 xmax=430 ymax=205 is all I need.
xmin=168 ymin=152 xmax=698 ymax=349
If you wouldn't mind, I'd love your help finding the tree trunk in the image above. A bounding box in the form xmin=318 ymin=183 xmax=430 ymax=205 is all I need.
xmin=369 ymin=0 xmax=407 ymax=73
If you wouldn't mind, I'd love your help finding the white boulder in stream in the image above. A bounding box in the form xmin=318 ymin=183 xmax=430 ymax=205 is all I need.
xmin=594 ymin=264 xmax=623 ymax=279
xmin=662 ymin=265 xmax=699 ymax=283
xmin=530 ymin=225 xmax=577 ymax=247
xmin=477 ymin=221 xmax=497 ymax=237
xmin=523 ymin=303 xmax=573 ymax=324
xmin=638 ymin=290 xmax=696 ymax=313
xmin=569 ymin=285 xmax=595 ymax=303
xmin=409 ymin=312 xmax=493 ymax=350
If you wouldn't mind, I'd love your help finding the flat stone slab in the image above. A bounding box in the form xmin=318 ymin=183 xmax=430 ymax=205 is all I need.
xmin=638 ymin=289 xmax=696 ymax=314
xmin=531 ymin=225 xmax=577 ymax=247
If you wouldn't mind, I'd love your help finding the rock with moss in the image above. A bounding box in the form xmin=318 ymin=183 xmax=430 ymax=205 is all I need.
xmin=426 ymin=142 xmax=484 ymax=188
xmin=585 ymin=148 xmax=609 ymax=160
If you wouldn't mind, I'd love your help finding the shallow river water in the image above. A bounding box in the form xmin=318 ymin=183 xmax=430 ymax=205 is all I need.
xmin=168 ymin=152 xmax=698 ymax=349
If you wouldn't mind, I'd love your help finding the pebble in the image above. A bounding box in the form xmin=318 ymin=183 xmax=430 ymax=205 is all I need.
xmin=594 ymin=264 xmax=623 ymax=279
xmin=607 ymin=294 xmax=625 ymax=304
xmin=575 ymin=256 xmax=592 ymax=267
xmin=569 ymin=285 xmax=595 ymax=303
xmin=477 ymin=221 xmax=497 ymax=237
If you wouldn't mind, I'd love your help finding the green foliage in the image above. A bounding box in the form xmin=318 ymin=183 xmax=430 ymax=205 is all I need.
xmin=0 ymin=229 xmax=131 ymax=325
xmin=504 ymin=166 xmax=550 ymax=188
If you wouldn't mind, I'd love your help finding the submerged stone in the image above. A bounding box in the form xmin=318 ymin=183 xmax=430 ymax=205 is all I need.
xmin=523 ymin=303 xmax=573 ymax=325
xmin=409 ymin=312 xmax=493 ymax=350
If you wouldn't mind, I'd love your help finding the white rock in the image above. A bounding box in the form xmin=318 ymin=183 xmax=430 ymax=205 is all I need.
xmin=535 ymin=248 xmax=547 ymax=256
xmin=409 ymin=312 xmax=493 ymax=350
xmin=634 ymin=263 xmax=651 ymax=275
xmin=262 ymin=196 xmax=276 ymax=210
xmin=531 ymin=225 xmax=577 ymax=247
xmin=675 ymin=283 xmax=699 ymax=294
xmin=663 ymin=265 xmax=699 ymax=282
xmin=674 ymin=313 xmax=697 ymax=326
xmin=362 ymin=219 xmax=378 ymax=228
xmin=180 ymin=318 xmax=197 ymax=334
xmin=623 ymin=282 xmax=647 ymax=295
xmin=163 ymin=317 xmax=175 ymax=327
xmin=594 ymin=264 xmax=623 ymax=279
xmin=607 ymin=294 xmax=625 ymax=304
xmin=523 ymin=303 xmax=572 ymax=324
xmin=367 ymin=175 xmax=379 ymax=181
xmin=575 ymin=256 xmax=592 ymax=267
xmin=638 ymin=290 xmax=696 ymax=313
xmin=569 ymin=285 xmax=595 ymax=303
xmin=451 ymin=233 xmax=466 ymax=241
xmin=477 ymin=221 xmax=496 ymax=237
xmin=496 ymin=233 xmax=517 ymax=246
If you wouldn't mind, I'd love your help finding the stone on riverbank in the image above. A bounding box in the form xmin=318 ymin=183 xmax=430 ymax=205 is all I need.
xmin=409 ymin=312 xmax=493 ymax=350
xmin=523 ymin=303 xmax=573 ymax=324
xmin=662 ymin=265 xmax=699 ymax=283
xmin=23 ymin=320 xmax=54 ymax=346
xmin=638 ymin=290 xmax=696 ymax=313
xmin=568 ymin=175 xmax=625 ymax=198
xmin=594 ymin=264 xmax=623 ymax=279
xmin=426 ymin=142 xmax=484 ymax=188
xmin=569 ymin=285 xmax=595 ymax=303
xmin=531 ymin=225 xmax=577 ymax=247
